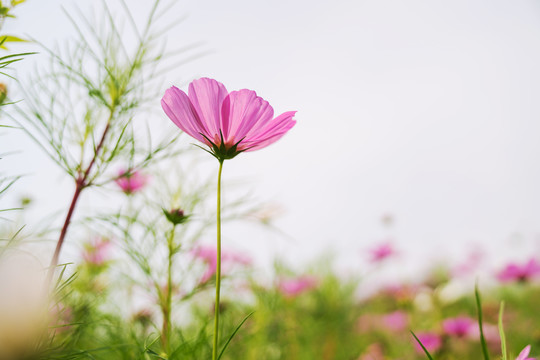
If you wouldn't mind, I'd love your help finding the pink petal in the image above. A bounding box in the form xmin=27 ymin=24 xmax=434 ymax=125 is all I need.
xmin=516 ymin=345 xmax=531 ymax=360
xmin=220 ymin=89 xmax=274 ymax=145
xmin=161 ymin=86 xmax=205 ymax=142
xmin=242 ymin=111 xmax=297 ymax=151
xmin=188 ymin=78 xmax=228 ymax=141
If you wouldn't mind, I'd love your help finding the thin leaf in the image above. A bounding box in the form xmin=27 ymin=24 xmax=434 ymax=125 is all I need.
xmin=411 ymin=331 xmax=435 ymax=360
xmin=475 ymin=281 xmax=491 ymax=360
xmin=217 ymin=312 xmax=254 ymax=360
xmin=499 ymin=301 xmax=507 ymax=360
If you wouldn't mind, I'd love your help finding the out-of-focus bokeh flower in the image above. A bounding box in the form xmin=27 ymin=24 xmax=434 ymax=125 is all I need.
xmin=413 ymin=332 xmax=442 ymax=354
xmin=114 ymin=169 xmax=148 ymax=195
xmin=192 ymin=245 xmax=251 ymax=283
xmin=497 ymin=258 xmax=540 ymax=283
xmin=161 ymin=77 xmax=297 ymax=161
xmin=442 ymin=316 xmax=476 ymax=337
xmin=277 ymin=276 xmax=317 ymax=297
xmin=381 ymin=310 xmax=408 ymax=332
xmin=367 ymin=241 xmax=396 ymax=263
xmin=82 ymin=237 xmax=112 ymax=266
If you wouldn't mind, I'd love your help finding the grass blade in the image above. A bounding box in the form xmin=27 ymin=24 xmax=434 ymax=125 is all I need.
xmin=217 ymin=312 xmax=254 ymax=360
xmin=411 ymin=331 xmax=435 ymax=360
xmin=475 ymin=281 xmax=491 ymax=360
xmin=499 ymin=301 xmax=507 ymax=360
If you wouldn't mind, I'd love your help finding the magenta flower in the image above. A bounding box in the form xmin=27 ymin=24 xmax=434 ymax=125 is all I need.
xmin=442 ymin=316 xmax=476 ymax=337
xmin=115 ymin=169 xmax=148 ymax=195
xmin=497 ymin=258 xmax=540 ymax=283
xmin=192 ymin=246 xmax=251 ymax=283
xmin=277 ymin=276 xmax=317 ymax=297
xmin=82 ymin=237 xmax=112 ymax=266
xmin=413 ymin=332 xmax=442 ymax=354
xmin=381 ymin=310 xmax=408 ymax=332
xmin=161 ymin=78 xmax=296 ymax=161
xmin=367 ymin=241 xmax=396 ymax=263
xmin=516 ymin=345 xmax=536 ymax=360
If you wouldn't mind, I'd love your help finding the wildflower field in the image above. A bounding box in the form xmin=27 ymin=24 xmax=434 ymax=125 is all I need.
xmin=1 ymin=1 xmax=539 ymax=359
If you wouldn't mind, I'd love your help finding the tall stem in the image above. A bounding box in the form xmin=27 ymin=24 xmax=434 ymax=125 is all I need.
xmin=212 ymin=160 xmax=224 ymax=360
xmin=162 ymin=225 xmax=176 ymax=353
xmin=45 ymin=113 xmax=114 ymax=289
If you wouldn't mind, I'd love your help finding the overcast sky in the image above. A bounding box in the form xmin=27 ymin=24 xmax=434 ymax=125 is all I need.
xmin=3 ymin=0 xmax=540 ymax=283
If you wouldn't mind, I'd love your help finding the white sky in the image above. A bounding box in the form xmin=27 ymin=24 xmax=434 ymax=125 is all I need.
xmin=3 ymin=0 xmax=540 ymax=283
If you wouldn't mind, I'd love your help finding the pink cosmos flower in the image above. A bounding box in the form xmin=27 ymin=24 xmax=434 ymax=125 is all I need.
xmin=516 ymin=345 xmax=536 ymax=360
xmin=82 ymin=237 xmax=112 ymax=266
xmin=161 ymin=78 xmax=296 ymax=161
xmin=277 ymin=276 xmax=317 ymax=297
xmin=115 ymin=169 xmax=148 ymax=194
xmin=413 ymin=332 xmax=442 ymax=354
xmin=192 ymin=246 xmax=251 ymax=283
xmin=442 ymin=316 xmax=476 ymax=337
xmin=381 ymin=310 xmax=408 ymax=332
xmin=497 ymin=258 xmax=540 ymax=283
xmin=367 ymin=241 xmax=395 ymax=263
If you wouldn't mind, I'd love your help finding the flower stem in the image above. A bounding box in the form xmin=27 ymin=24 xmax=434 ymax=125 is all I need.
xmin=45 ymin=113 xmax=114 ymax=290
xmin=212 ymin=160 xmax=224 ymax=360
xmin=162 ymin=224 xmax=176 ymax=354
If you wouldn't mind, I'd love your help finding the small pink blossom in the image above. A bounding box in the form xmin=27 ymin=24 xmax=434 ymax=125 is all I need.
xmin=381 ymin=311 xmax=408 ymax=332
xmin=278 ymin=276 xmax=317 ymax=297
xmin=367 ymin=242 xmax=395 ymax=263
xmin=413 ymin=332 xmax=442 ymax=354
xmin=192 ymin=246 xmax=251 ymax=283
xmin=516 ymin=345 xmax=536 ymax=360
xmin=497 ymin=258 xmax=540 ymax=283
xmin=442 ymin=316 xmax=476 ymax=337
xmin=82 ymin=237 xmax=112 ymax=266
xmin=114 ymin=169 xmax=148 ymax=195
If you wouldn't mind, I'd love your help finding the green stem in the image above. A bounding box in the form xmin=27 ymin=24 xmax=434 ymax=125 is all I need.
xmin=162 ymin=225 xmax=176 ymax=354
xmin=212 ymin=160 xmax=224 ymax=360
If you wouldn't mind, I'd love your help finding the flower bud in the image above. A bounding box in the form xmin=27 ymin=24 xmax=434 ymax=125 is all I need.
xmin=163 ymin=208 xmax=189 ymax=225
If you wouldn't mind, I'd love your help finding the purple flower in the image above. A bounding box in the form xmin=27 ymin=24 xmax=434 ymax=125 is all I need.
xmin=115 ymin=169 xmax=148 ymax=195
xmin=497 ymin=258 xmax=540 ymax=283
xmin=277 ymin=276 xmax=317 ymax=297
xmin=161 ymin=78 xmax=296 ymax=161
xmin=413 ymin=332 xmax=442 ymax=354
xmin=442 ymin=316 xmax=476 ymax=337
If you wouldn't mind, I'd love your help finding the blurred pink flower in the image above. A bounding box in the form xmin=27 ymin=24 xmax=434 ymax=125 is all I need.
xmin=192 ymin=246 xmax=251 ymax=283
xmin=381 ymin=311 xmax=408 ymax=332
xmin=358 ymin=343 xmax=384 ymax=360
xmin=497 ymin=258 xmax=540 ymax=283
xmin=413 ymin=332 xmax=442 ymax=354
xmin=466 ymin=322 xmax=500 ymax=345
xmin=442 ymin=316 xmax=476 ymax=337
xmin=161 ymin=78 xmax=296 ymax=161
xmin=82 ymin=237 xmax=111 ymax=266
xmin=452 ymin=248 xmax=484 ymax=277
xmin=516 ymin=345 xmax=536 ymax=360
xmin=278 ymin=276 xmax=317 ymax=297
xmin=115 ymin=169 xmax=148 ymax=194
xmin=368 ymin=242 xmax=395 ymax=263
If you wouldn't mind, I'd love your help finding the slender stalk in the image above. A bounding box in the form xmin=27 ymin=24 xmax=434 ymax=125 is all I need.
xmin=45 ymin=112 xmax=114 ymax=289
xmin=162 ymin=225 xmax=176 ymax=353
xmin=212 ymin=160 xmax=224 ymax=360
